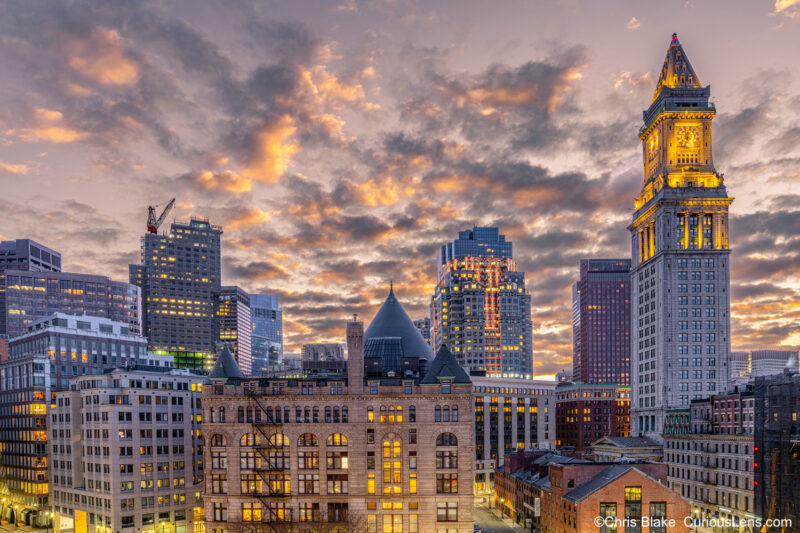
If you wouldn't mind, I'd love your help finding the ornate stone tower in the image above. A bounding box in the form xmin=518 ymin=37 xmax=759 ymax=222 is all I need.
xmin=630 ymin=34 xmax=732 ymax=440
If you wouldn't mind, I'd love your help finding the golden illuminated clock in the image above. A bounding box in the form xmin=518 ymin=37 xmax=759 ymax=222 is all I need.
xmin=647 ymin=132 xmax=658 ymax=161
xmin=676 ymin=126 xmax=700 ymax=148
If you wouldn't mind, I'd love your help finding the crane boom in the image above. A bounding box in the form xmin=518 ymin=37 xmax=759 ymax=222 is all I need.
xmin=146 ymin=198 xmax=176 ymax=234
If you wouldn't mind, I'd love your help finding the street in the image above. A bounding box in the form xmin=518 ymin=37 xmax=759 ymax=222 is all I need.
xmin=474 ymin=506 xmax=527 ymax=533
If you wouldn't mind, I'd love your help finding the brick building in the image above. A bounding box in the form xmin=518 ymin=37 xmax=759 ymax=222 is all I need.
xmin=555 ymin=382 xmax=630 ymax=453
xmin=201 ymin=288 xmax=475 ymax=533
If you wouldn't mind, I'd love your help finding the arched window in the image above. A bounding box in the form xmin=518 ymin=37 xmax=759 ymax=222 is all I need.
xmin=313 ymin=407 xmax=319 ymax=423
xmin=283 ymin=406 xmax=290 ymax=423
xmin=436 ymin=433 xmax=458 ymax=446
xmin=254 ymin=408 xmax=261 ymax=423
xmin=333 ymin=407 xmax=340 ymax=423
xmin=219 ymin=407 xmax=226 ymax=422
xmin=240 ymin=433 xmax=261 ymax=447
xmin=443 ymin=406 xmax=450 ymax=422
xmin=295 ymin=407 xmax=302 ymax=423
xmin=434 ymin=405 xmax=441 ymax=422
xmin=210 ymin=434 xmax=227 ymax=447
xmin=238 ymin=407 xmax=245 ymax=423
xmin=326 ymin=433 xmax=347 ymax=447
xmin=396 ymin=406 xmax=403 ymax=423
xmin=246 ymin=407 xmax=253 ymax=423
xmin=382 ymin=439 xmax=402 ymax=494
xmin=388 ymin=406 xmax=395 ymax=423
xmin=304 ymin=407 xmax=311 ymax=423
xmin=266 ymin=406 xmax=274 ymax=423
xmin=210 ymin=408 xmax=215 ymax=423
xmin=409 ymin=406 xmax=416 ymax=423
xmin=298 ymin=433 xmax=318 ymax=447
xmin=452 ymin=405 xmax=458 ymax=422
xmin=380 ymin=405 xmax=387 ymax=423
xmin=342 ymin=406 xmax=348 ymax=423
xmin=367 ymin=407 xmax=374 ymax=422
xmin=325 ymin=406 xmax=332 ymax=423
xmin=267 ymin=433 xmax=289 ymax=448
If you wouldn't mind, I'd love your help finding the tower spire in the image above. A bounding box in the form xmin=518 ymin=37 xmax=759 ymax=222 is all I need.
xmin=651 ymin=33 xmax=703 ymax=104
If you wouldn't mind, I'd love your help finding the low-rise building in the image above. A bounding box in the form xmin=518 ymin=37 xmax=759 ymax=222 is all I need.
xmin=555 ymin=382 xmax=631 ymax=453
xmin=589 ymin=436 xmax=663 ymax=463
xmin=49 ymin=367 xmax=205 ymax=533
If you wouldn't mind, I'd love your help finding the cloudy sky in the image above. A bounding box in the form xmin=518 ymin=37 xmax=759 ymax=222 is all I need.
xmin=2 ymin=0 xmax=799 ymax=377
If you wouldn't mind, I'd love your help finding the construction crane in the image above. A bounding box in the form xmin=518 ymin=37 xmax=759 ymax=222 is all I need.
xmin=146 ymin=198 xmax=175 ymax=234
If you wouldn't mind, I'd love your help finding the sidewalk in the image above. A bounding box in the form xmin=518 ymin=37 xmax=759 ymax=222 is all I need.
xmin=0 ymin=525 xmax=46 ymax=533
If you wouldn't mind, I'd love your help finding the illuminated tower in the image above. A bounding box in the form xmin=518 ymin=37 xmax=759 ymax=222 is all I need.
xmin=432 ymin=227 xmax=533 ymax=378
xmin=630 ymin=34 xmax=732 ymax=439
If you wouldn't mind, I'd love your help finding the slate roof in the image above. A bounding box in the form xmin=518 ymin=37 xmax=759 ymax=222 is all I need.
xmin=364 ymin=285 xmax=435 ymax=361
xmin=208 ymin=345 xmax=244 ymax=380
xmin=563 ymin=465 xmax=634 ymax=503
xmin=421 ymin=344 xmax=471 ymax=385
xmin=652 ymin=33 xmax=703 ymax=103
xmin=592 ymin=436 xmax=662 ymax=448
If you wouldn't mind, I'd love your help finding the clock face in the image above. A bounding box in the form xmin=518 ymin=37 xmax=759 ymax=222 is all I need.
xmin=677 ymin=126 xmax=700 ymax=148
xmin=648 ymin=133 xmax=658 ymax=160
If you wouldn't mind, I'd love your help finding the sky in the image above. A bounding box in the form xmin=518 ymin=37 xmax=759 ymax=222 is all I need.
xmin=1 ymin=0 xmax=799 ymax=377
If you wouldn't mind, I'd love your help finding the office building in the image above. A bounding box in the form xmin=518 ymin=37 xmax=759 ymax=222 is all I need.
xmin=630 ymin=34 xmax=732 ymax=439
xmin=130 ymin=218 xmax=222 ymax=370
xmin=413 ymin=318 xmax=432 ymax=347
xmin=0 ymin=313 xmax=169 ymax=526
xmin=0 ymin=239 xmax=62 ymax=337
xmin=215 ymin=286 xmax=251 ymax=375
xmin=50 ymin=367 xmax=205 ymax=533
xmin=495 ymin=451 xmax=690 ymax=533
xmin=1 ymin=271 xmax=141 ymax=339
xmin=202 ymin=288 xmax=475 ymax=533
xmin=754 ymin=370 xmax=800 ymax=530
xmin=572 ymin=259 xmax=631 ymax=385
xmin=249 ymin=294 xmax=282 ymax=374
xmin=555 ymin=382 xmax=631 ymax=452
xmin=432 ymin=227 xmax=533 ymax=378
xmin=730 ymin=348 xmax=799 ymax=384
xmin=301 ymin=343 xmax=344 ymax=361
xmin=664 ymin=387 xmax=755 ymax=528
xmin=470 ymin=377 xmax=554 ymax=496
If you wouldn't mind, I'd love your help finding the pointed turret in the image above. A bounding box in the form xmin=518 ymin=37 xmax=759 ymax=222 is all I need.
xmin=421 ymin=345 xmax=471 ymax=385
xmin=651 ymin=33 xmax=703 ymax=104
xmin=208 ymin=344 xmax=245 ymax=381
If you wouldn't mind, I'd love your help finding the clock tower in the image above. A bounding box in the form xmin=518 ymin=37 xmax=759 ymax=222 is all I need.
xmin=629 ymin=34 xmax=732 ymax=440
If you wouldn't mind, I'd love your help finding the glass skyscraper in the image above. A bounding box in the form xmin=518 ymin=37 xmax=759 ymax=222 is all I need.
xmin=432 ymin=227 xmax=533 ymax=378
xmin=249 ymin=293 xmax=282 ymax=373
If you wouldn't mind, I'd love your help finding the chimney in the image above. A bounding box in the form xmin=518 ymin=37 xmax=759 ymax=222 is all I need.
xmin=346 ymin=314 xmax=364 ymax=393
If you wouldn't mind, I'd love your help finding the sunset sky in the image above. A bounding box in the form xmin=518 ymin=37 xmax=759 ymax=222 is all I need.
xmin=1 ymin=0 xmax=799 ymax=377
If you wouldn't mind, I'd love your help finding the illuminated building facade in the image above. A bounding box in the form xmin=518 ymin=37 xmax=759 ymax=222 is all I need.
xmin=630 ymin=35 xmax=731 ymax=439
xmin=0 ymin=313 xmax=165 ymax=527
xmin=1 ymin=270 xmax=142 ymax=339
xmin=130 ymin=218 xmax=222 ymax=369
xmin=49 ymin=368 xmax=205 ymax=533
xmin=572 ymin=259 xmax=632 ymax=385
xmin=432 ymin=227 xmax=533 ymax=378
xmin=555 ymin=382 xmax=631 ymax=452
xmin=249 ymin=294 xmax=282 ymax=373
xmin=413 ymin=317 xmax=432 ymax=347
xmin=203 ymin=289 xmax=475 ymax=533
xmin=215 ymin=286 xmax=252 ymax=375
xmin=0 ymin=239 xmax=62 ymax=337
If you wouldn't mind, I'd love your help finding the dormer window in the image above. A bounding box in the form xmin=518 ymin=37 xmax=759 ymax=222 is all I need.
xmin=441 ymin=382 xmax=451 ymax=394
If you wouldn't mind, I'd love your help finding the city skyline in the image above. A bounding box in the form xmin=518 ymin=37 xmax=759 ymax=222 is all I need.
xmin=2 ymin=1 xmax=800 ymax=377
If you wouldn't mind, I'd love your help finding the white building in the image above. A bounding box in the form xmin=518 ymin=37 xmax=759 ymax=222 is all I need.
xmin=730 ymin=349 xmax=799 ymax=384
xmin=50 ymin=368 xmax=205 ymax=533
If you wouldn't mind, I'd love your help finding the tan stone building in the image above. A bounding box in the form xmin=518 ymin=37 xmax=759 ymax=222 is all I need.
xmin=202 ymin=288 xmax=474 ymax=533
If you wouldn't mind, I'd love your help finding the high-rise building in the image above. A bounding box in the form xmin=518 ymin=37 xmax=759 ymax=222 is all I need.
xmin=0 ymin=313 xmax=170 ymax=527
xmin=130 ymin=218 xmax=222 ymax=369
xmin=432 ymin=227 xmax=533 ymax=378
xmin=555 ymin=382 xmax=631 ymax=452
xmin=754 ymin=370 xmax=800 ymax=530
xmin=630 ymin=34 xmax=732 ymax=439
xmin=249 ymin=294 xmax=282 ymax=373
xmin=730 ymin=348 xmax=799 ymax=384
xmin=572 ymin=259 xmax=631 ymax=385
xmin=215 ymin=285 xmax=252 ymax=375
xmin=301 ymin=343 xmax=344 ymax=361
xmin=0 ymin=239 xmax=61 ymax=338
xmin=202 ymin=288 xmax=475 ymax=533
xmin=49 ymin=367 xmax=205 ymax=533
xmin=1 ymin=270 xmax=142 ymax=339
xmin=413 ymin=317 xmax=432 ymax=347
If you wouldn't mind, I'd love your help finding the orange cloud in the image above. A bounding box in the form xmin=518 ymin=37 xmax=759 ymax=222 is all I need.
xmin=194 ymin=170 xmax=252 ymax=194
xmin=614 ymin=71 xmax=653 ymax=90
xmin=6 ymin=108 xmax=91 ymax=143
xmin=0 ymin=161 xmax=29 ymax=175
xmin=355 ymin=176 xmax=415 ymax=206
xmin=242 ymin=115 xmax=300 ymax=183
xmin=626 ymin=17 xmax=641 ymax=30
xmin=68 ymin=28 xmax=139 ymax=85
xmin=775 ymin=0 xmax=800 ymax=12
xmin=296 ymin=65 xmax=379 ymax=111
xmin=225 ymin=206 xmax=279 ymax=230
